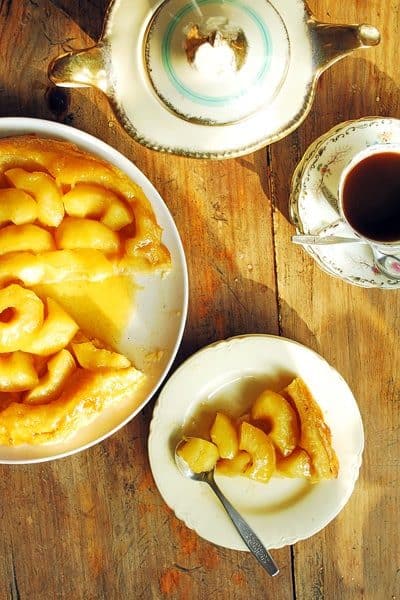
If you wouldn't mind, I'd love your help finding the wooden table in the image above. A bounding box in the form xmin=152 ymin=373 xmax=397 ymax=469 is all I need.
xmin=0 ymin=1 xmax=399 ymax=598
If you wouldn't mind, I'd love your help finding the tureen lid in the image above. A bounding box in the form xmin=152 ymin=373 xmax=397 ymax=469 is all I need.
xmin=145 ymin=0 xmax=289 ymax=125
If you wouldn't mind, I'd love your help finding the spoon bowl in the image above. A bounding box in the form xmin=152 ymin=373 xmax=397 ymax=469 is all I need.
xmin=174 ymin=438 xmax=279 ymax=577
xmin=292 ymin=233 xmax=400 ymax=281
xmin=371 ymin=247 xmax=400 ymax=280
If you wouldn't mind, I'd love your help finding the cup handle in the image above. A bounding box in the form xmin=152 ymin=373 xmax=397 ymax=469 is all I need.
xmin=48 ymin=44 xmax=110 ymax=93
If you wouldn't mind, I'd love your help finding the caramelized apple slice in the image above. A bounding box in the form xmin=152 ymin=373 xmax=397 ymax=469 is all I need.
xmin=40 ymin=249 xmax=115 ymax=282
xmin=210 ymin=412 xmax=239 ymax=459
xmin=216 ymin=451 xmax=251 ymax=476
xmin=101 ymin=199 xmax=133 ymax=231
xmin=0 ymin=252 xmax=44 ymax=287
xmin=0 ymin=189 xmax=38 ymax=225
xmin=177 ymin=437 xmax=219 ymax=474
xmin=72 ymin=340 xmax=131 ymax=369
xmin=0 ymin=284 xmax=44 ymax=351
xmin=0 ymin=352 xmax=38 ymax=391
xmin=239 ymin=421 xmax=276 ymax=483
xmin=0 ymin=224 xmax=55 ymax=255
xmin=5 ymin=168 xmax=64 ymax=226
xmin=251 ymin=389 xmax=299 ymax=457
xmin=55 ymin=217 xmax=120 ymax=255
xmin=63 ymin=184 xmax=133 ymax=231
xmin=23 ymin=349 xmax=76 ymax=405
xmin=62 ymin=183 xmax=107 ymax=218
xmin=0 ymin=249 xmax=116 ymax=287
xmin=276 ymin=448 xmax=311 ymax=479
xmin=124 ymin=206 xmax=170 ymax=269
xmin=21 ymin=298 xmax=79 ymax=356
xmin=283 ymin=378 xmax=339 ymax=481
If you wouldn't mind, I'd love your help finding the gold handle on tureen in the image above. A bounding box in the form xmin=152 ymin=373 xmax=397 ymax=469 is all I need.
xmin=310 ymin=20 xmax=381 ymax=71
xmin=48 ymin=44 xmax=110 ymax=93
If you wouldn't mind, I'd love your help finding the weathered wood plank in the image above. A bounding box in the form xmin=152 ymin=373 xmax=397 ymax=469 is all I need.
xmin=0 ymin=1 xmax=294 ymax=599
xmin=271 ymin=1 xmax=400 ymax=598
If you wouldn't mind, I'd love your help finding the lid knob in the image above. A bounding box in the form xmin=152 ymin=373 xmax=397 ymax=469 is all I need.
xmin=184 ymin=18 xmax=247 ymax=77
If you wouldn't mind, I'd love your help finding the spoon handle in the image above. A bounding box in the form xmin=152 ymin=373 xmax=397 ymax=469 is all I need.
xmin=206 ymin=474 xmax=279 ymax=577
xmin=292 ymin=235 xmax=360 ymax=245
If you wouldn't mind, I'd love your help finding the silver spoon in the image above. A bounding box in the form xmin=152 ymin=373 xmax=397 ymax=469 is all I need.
xmin=370 ymin=247 xmax=400 ymax=280
xmin=292 ymin=234 xmax=360 ymax=245
xmin=175 ymin=439 xmax=279 ymax=577
xmin=292 ymin=235 xmax=400 ymax=280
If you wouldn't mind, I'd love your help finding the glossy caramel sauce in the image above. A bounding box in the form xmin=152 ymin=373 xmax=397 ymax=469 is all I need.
xmin=34 ymin=276 xmax=136 ymax=349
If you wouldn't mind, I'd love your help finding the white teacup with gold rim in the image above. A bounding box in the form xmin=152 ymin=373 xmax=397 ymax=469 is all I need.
xmin=338 ymin=144 xmax=400 ymax=252
xmin=290 ymin=117 xmax=400 ymax=288
xmin=49 ymin=0 xmax=379 ymax=158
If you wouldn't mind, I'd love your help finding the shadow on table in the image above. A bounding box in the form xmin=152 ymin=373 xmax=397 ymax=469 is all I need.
xmin=236 ymin=58 xmax=400 ymax=224
xmin=177 ymin=275 xmax=317 ymax=364
xmin=291 ymin=289 xmax=400 ymax=598
xmin=50 ymin=0 xmax=110 ymax=40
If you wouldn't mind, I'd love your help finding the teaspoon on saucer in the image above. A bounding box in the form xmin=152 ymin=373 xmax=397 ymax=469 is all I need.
xmin=292 ymin=235 xmax=360 ymax=245
xmin=174 ymin=439 xmax=279 ymax=577
xmin=292 ymin=235 xmax=400 ymax=280
xmin=370 ymin=247 xmax=400 ymax=280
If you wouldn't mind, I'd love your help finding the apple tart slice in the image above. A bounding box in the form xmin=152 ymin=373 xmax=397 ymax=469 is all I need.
xmin=178 ymin=377 xmax=338 ymax=484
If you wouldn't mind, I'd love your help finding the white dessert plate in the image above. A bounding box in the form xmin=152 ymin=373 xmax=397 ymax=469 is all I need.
xmin=148 ymin=334 xmax=363 ymax=551
xmin=290 ymin=116 xmax=400 ymax=288
xmin=0 ymin=117 xmax=188 ymax=464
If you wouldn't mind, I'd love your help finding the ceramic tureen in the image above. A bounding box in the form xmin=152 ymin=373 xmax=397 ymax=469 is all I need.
xmin=49 ymin=0 xmax=380 ymax=158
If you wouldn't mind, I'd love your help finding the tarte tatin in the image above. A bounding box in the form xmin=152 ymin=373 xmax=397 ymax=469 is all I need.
xmin=0 ymin=135 xmax=171 ymax=445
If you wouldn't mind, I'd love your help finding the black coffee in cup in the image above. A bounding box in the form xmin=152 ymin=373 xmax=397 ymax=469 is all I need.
xmin=342 ymin=151 xmax=400 ymax=243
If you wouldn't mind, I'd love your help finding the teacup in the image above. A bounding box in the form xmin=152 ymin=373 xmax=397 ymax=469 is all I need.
xmin=338 ymin=144 xmax=400 ymax=255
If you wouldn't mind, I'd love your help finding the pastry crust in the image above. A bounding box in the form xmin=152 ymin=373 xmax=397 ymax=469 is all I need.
xmin=0 ymin=367 xmax=144 ymax=445
xmin=283 ymin=377 xmax=339 ymax=481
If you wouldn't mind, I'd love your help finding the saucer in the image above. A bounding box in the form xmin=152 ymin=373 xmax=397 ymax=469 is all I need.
xmin=290 ymin=117 xmax=400 ymax=289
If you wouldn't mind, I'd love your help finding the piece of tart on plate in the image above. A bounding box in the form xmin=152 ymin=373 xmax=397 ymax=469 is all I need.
xmin=149 ymin=334 xmax=363 ymax=551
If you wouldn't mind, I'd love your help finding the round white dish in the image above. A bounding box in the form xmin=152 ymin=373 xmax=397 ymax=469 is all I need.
xmin=0 ymin=117 xmax=188 ymax=464
xmin=290 ymin=116 xmax=400 ymax=288
xmin=148 ymin=334 xmax=364 ymax=551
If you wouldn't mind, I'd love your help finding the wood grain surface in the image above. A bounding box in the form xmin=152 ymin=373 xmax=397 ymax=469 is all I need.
xmin=0 ymin=1 xmax=399 ymax=599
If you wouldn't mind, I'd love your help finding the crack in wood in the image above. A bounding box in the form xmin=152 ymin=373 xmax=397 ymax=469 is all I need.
xmin=0 ymin=0 xmax=12 ymax=17
xmin=290 ymin=546 xmax=297 ymax=600
xmin=10 ymin=550 xmax=20 ymax=600
xmin=266 ymin=145 xmax=282 ymax=336
xmin=173 ymin=563 xmax=202 ymax=573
